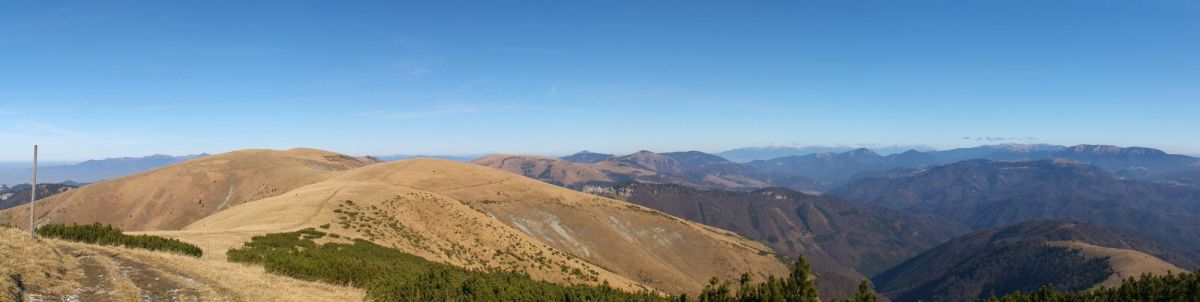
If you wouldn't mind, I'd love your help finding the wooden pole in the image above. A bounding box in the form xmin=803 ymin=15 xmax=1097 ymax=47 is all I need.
xmin=30 ymin=145 xmax=37 ymax=238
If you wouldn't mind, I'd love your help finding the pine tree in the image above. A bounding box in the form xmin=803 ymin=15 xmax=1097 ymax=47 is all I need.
xmin=853 ymin=279 xmax=877 ymax=302
xmin=784 ymin=254 xmax=820 ymax=302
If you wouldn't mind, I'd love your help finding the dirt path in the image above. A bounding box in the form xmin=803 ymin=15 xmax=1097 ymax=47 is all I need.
xmin=56 ymin=245 xmax=224 ymax=301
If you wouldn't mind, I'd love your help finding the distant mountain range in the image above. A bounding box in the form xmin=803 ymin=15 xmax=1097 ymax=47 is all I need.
xmin=0 ymin=182 xmax=80 ymax=210
xmin=746 ymin=148 xmax=944 ymax=184
xmin=717 ymin=145 xmax=936 ymax=162
xmin=479 ymin=144 xmax=1200 ymax=300
xmin=828 ymin=159 xmax=1200 ymax=260
xmin=591 ymin=182 xmax=967 ymax=300
xmin=560 ymin=151 xmax=615 ymax=164
xmin=748 ymin=144 xmax=1200 ymax=185
xmin=873 ymin=220 xmax=1192 ymax=302
xmin=0 ymin=154 xmax=208 ymax=186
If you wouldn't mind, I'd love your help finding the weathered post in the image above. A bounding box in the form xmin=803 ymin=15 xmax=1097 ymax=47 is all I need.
xmin=30 ymin=145 xmax=37 ymax=238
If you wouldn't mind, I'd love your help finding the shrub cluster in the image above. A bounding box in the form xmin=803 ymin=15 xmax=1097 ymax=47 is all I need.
xmin=227 ymin=229 xmax=664 ymax=301
xmin=35 ymin=223 xmax=202 ymax=257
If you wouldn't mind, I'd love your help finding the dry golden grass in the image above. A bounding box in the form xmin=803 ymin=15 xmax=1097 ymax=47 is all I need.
xmin=0 ymin=227 xmax=80 ymax=300
xmin=175 ymin=179 xmax=652 ymax=293
xmin=52 ymin=241 xmax=364 ymax=302
xmin=4 ymin=148 xmax=787 ymax=296
xmin=0 ymin=148 xmax=378 ymax=231
xmin=2 ymin=227 xmax=361 ymax=302
xmin=177 ymin=158 xmax=787 ymax=295
xmin=1047 ymin=240 xmax=1188 ymax=288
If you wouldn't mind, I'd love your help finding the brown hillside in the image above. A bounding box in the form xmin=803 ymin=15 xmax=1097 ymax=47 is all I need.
xmin=171 ymin=158 xmax=788 ymax=295
xmin=0 ymin=148 xmax=379 ymax=231
xmin=473 ymin=154 xmax=623 ymax=186
xmin=473 ymin=152 xmax=773 ymax=190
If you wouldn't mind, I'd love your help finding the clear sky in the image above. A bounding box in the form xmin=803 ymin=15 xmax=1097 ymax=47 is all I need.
xmin=2 ymin=1 xmax=1198 ymax=161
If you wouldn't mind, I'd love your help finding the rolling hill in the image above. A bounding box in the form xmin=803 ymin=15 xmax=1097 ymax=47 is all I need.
xmin=0 ymin=148 xmax=789 ymax=296
xmin=872 ymin=220 xmax=1190 ymax=302
xmin=173 ymin=158 xmax=787 ymax=294
xmin=588 ymin=182 xmax=968 ymax=300
xmin=0 ymin=148 xmax=380 ymax=231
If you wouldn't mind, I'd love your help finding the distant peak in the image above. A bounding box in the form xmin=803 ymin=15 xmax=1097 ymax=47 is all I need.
xmin=845 ymin=148 xmax=880 ymax=156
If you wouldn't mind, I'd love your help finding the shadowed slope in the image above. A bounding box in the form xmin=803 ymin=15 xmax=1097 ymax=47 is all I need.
xmin=829 ymin=159 xmax=1200 ymax=256
xmin=590 ymin=183 xmax=967 ymax=300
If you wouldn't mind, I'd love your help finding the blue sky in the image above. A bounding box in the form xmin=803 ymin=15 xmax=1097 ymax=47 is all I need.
xmin=2 ymin=1 xmax=1198 ymax=161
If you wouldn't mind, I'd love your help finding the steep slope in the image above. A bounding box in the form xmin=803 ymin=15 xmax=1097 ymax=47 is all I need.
xmin=589 ymin=183 xmax=967 ymax=300
xmin=476 ymin=151 xmax=821 ymax=192
xmin=169 ymin=158 xmax=788 ymax=295
xmin=0 ymin=148 xmax=380 ymax=231
xmin=872 ymin=221 xmax=1190 ymax=302
xmin=828 ymin=159 xmax=1200 ymax=256
xmin=472 ymin=154 xmax=623 ymax=187
xmin=0 ymin=182 xmax=78 ymax=210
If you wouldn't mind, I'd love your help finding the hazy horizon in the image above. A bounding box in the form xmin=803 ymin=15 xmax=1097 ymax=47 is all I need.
xmin=0 ymin=142 xmax=1196 ymax=164
xmin=4 ymin=1 xmax=1199 ymax=161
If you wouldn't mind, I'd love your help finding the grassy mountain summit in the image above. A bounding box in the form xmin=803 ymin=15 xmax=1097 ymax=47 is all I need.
xmin=0 ymin=148 xmax=788 ymax=296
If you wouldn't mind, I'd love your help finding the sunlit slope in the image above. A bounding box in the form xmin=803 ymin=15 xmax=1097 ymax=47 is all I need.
xmin=1047 ymin=240 xmax=1187 ymax=288
xmin=0 ymin=148 xmax=378 ymax=231
xmin=181 ymin=158 xmax=788 ymax=294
